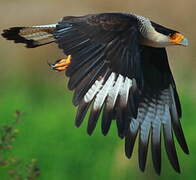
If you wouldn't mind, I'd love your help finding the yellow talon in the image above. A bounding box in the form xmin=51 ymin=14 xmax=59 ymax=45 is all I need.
xmin=49 ymin=55 xmax=72 ymax=72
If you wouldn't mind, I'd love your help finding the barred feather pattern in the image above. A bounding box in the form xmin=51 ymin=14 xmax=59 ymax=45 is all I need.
xmin=2 ymin=24 xmax=56 ymax=48
xmin=125 ymin=85 xmax=189 ymax=174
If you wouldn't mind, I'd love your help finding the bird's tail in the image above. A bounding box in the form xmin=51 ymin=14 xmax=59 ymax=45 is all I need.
xmin=1 ymin=24 xmax=57 ymax=48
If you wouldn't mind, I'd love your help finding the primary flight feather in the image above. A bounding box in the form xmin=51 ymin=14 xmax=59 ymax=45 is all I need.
xmin=2 ymin=12 xmax=189 ymax=175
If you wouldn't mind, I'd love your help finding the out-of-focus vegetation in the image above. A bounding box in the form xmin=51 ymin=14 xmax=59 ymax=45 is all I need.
xmin=0 ymin=111 xmax=40 ymax=180
xmin=0 ymin=0 xmax=196 ymax=179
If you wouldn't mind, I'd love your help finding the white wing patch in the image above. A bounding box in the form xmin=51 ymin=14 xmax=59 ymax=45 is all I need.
xmin=119 ymin=77 xmax=133 ymax=107
xmin=93 ymin=73 xmax=116 ymax=110
xmin=83 ymin=72 xmax=133 ymax=111
xmin=106 ymin=74 xmax=124 ymax=109
xmin=84 ymin=77 xmax=104 ymax=103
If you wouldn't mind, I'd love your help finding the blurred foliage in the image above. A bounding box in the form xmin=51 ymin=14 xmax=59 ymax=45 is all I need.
xmin=0 ymin=0 xmax=196 ymax=180
xmin=0 ymin=111 xmax=40 ymax=180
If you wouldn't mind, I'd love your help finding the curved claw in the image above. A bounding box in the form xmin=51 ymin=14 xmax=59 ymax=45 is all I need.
xmin=49 ymin=55 xmax=72 ymax=72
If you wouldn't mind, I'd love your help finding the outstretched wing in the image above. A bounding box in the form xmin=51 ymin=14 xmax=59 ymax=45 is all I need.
xmin=125 ymin=47 xmax=189 ymax=174
xmin=54 ymin=13 xmax=142 ymax=137
xmin=54 ymin=13 xmax=189 ymax=174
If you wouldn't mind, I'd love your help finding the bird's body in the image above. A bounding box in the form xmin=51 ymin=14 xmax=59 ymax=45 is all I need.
xmin=2 ymin=12 xmax=189 ymax=175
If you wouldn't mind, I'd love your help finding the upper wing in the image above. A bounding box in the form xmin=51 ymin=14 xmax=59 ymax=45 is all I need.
xmin=54 ymin=13 xmax=142 ymax=137
xmin=55 ymin=13 xmax=142 ymax=85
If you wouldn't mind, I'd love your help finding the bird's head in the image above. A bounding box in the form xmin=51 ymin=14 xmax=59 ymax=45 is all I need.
xmin=148 ymin=22 xmax=189 ymax=47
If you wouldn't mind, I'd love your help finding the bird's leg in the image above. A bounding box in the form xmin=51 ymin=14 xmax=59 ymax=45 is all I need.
xmin=49 ymin=55 xmax=72 ymax=72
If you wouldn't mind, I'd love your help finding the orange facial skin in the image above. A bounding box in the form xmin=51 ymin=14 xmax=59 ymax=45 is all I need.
xmin=49 ymin=55 xmax=72 ymax=72
xmin=169 ymin=33 xmax=184 ymax=45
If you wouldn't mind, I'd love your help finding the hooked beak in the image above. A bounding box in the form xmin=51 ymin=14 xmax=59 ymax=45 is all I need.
xmin=179 ymin=37 xmax=189 ymax=46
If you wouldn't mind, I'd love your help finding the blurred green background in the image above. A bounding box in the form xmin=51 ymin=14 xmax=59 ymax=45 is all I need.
xmin=0 ymin=0 xmax=196 ymax=179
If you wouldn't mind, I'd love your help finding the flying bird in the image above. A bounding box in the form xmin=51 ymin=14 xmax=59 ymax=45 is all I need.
xmin=2 ymin=12 xmax=189 ymax=175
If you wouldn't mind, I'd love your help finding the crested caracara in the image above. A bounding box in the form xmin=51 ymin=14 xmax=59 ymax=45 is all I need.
xmin=2 ymin=13 xmax=189 ymax=175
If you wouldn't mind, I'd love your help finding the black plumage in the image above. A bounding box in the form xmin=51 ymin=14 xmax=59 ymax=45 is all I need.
xmin=75 ymin=100 xmax=91 ymax=127
xmin=87 ymin=106 xmax=102 ymax=135
xmin=101 ymin=104 xmax=114 ymax=136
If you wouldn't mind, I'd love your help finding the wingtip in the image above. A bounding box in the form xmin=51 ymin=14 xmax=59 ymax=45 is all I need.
xmin=152 ymin=155 xmax=161 ymax=175
xmin=101 ymin=108 xmax=113 ymax=136
xmin=139 ymin=164 xmax=146 ymax=173
xmin=101 ymin=130 xmax=108 ymax=136
xmin=174 ymin=165 xmax=181 ymax=174
xmin=75 ymin=120 xmax=82 ymax=128
xmin=87 ymin=128 xmax=94 ymax=136
xmin=124 ymin=151 xmax=131 ymax=159
xmin=183 ymin=146 xmax=190 ymax=155
xmin=124 ymin=139 xmax=134 ymax=159
xmin=169 ymin=154 xmax=181 ymax=173
xmin=138 ymin=149 xmax=148 ymax=173
xmin=154 ymin=166 xmax=161 ymax=176
xmin=185 ymin=149 xmax=190 ymax=155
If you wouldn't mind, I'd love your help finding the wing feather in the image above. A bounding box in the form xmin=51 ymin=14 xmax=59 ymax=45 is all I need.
xmin=163 ymin=105 xmax=180 ymax=173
